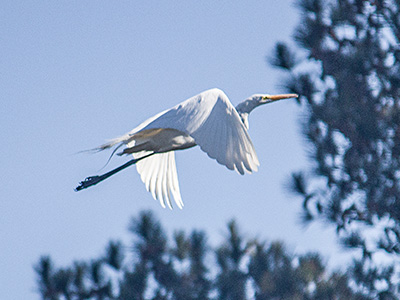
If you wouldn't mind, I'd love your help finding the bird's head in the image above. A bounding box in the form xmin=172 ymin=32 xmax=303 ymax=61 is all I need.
xmin=236 ymin=93 xmax=299 ymax=129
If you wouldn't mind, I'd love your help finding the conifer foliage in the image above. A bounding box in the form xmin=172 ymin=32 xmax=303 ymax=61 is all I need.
xmin=272 ymin=0 xmax=400 ymax=258
xmin=35 ymin=211 xmax=372 ymax=300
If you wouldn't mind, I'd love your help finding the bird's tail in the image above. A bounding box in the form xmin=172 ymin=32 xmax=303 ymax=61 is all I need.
xmin=94 ymin=132 xmax=133 ymax=151
xmin=85 ymin=130 xmax=156 ymax=168
xmin=82 ymin=133 xmax=135 ymax=169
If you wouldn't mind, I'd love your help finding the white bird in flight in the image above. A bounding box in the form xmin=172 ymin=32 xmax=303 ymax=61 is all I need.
xmin=75 ymin=88 xmax=298 ymax=209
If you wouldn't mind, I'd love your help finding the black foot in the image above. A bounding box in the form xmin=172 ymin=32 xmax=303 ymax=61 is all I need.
xmin=75 ymin=176 xmax=101 ymax=191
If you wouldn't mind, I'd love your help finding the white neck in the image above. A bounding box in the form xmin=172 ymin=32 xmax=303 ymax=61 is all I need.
xmin=235 ymin=97 xmax=264 ymax=129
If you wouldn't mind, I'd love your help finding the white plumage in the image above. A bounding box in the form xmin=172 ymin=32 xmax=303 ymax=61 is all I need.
xmin=76 ymin=88 xmax=298 ymax=208
xmin=134 ymin=151 xmax=182 ymax=209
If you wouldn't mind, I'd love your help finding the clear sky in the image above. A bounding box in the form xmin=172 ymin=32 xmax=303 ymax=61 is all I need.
xmin=2 ymin=1 xmax=355 ymax=299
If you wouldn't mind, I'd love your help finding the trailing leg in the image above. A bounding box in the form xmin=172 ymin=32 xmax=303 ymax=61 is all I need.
xmin=75 ymin=153 xmax=154 ymax=191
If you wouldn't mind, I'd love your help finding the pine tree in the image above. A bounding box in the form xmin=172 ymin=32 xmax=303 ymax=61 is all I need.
xmin=35 ymin=211 xmax=377 ymax=299
xmin=271 ymin=0 xmax=400 ymax=259
xmin=215 ymin=221 xmax=248 ymax=300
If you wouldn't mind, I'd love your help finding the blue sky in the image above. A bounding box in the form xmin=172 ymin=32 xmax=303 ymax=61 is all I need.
xmin=2 ymin=1 xmax=354 ymax=299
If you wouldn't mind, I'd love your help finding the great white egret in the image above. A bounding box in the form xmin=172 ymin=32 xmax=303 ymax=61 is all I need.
xmin=75 ymin=88 xmax=298 ymax=208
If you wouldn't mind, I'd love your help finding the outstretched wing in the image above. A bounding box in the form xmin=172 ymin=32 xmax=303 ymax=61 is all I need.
xmin=133 ymin=151 xmax=183 ymax=209
xmin=140 ymin=88 xmax=260 ymax=174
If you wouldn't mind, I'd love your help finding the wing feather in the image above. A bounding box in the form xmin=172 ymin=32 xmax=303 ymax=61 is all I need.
xmin=169 ymin=152 xmax=183 ymax=208
xmin=154 ymin=156 xmax=163 ymax=207
xmin=134 ymin=151 xmax=182 ymax=209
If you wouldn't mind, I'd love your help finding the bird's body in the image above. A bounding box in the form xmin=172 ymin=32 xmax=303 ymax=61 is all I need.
xmin=76 ymin=88 xmax=298 ymax=208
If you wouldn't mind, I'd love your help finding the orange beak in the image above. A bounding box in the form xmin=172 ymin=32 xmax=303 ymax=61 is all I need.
xmin=264 ymin=93 xmax=299 ymax=101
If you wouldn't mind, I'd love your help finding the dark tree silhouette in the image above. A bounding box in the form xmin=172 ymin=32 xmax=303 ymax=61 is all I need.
xmin=271 ymin=0 xmax=400 ymax=259
xmin=35 ymin=211 xmax=379 ymax=299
